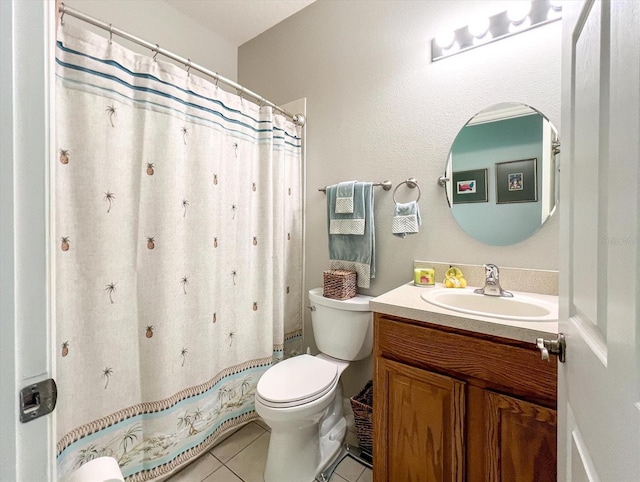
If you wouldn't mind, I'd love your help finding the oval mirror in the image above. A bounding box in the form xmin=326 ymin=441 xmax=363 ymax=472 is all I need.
xmin=443 ymin=102 xmax=559 ymax=246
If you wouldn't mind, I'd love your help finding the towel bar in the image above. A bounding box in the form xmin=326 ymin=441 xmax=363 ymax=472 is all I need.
xmin=319 ymin=180 xmax=392 ymax=192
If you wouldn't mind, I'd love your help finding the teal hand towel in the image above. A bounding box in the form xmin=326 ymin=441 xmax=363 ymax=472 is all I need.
xmin=392 ymin=201 xmax=421 ymax=238
xmin=335 ymin=181 xmax=356 ymax=213
xmin=329 ymin=182 xmax=365 ymax=235
xmin=327 ymin=182 xmax=375 ymax=288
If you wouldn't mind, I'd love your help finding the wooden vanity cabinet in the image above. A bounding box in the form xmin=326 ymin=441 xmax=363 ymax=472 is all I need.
xmin=373 ymin=313 xmax=557 ymax=482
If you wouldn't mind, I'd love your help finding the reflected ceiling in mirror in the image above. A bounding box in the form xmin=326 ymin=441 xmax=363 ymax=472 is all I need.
xmin=444 ymin=103 xmax=559 ymax=246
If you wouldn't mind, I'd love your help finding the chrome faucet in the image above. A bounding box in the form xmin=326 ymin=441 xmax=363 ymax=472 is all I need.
xmin=474 ymin=264 xmax=513 ymax=297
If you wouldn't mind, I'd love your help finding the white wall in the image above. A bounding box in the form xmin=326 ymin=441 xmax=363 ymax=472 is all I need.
xmin=62 ymin=0 xmax=238 ymax=81
xmin=238 ymin=0 xmax=562 ymax=396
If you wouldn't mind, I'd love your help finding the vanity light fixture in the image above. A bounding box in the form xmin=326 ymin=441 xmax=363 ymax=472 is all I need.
xmin=431 ymin=0 xmax=562 ymax=62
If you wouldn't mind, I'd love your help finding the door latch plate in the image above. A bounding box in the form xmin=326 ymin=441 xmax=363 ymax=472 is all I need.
xmin=19 ymin=378 xmax=57 ymax=423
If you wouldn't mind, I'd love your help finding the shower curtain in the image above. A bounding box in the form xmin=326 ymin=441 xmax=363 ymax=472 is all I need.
xmin=54 ymin=24 xmax=302 ymax=481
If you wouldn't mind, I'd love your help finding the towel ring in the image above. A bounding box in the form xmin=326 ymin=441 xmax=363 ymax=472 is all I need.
xmin=393 ymin=177 xmax=421 ymax=203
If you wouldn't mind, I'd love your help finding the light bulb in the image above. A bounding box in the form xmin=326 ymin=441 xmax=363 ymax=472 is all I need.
xmin=468 ymin=17 xmax=490 ymax=38
xmin=435 ymin=30 xmax=455 ymax=49
xmin=547 ymin=2 xmax=562 ymax=20
xmin=507 ymin=1 xmax=531 ymax=23
xmin=549 ymin=0 xmax=563 ymax=11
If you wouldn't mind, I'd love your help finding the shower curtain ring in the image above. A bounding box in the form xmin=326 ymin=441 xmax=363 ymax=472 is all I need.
xmin=152 ymin=44 xmax=159 ymax=61
xmin=214 ymin=75 xmax=220 ymax=89
xmin=59 ymin=3 xmax=65 ymax=25
xmin=186 ymin=59 xmax=191 ymax=76
xmin=108 ymin=23 xmax=113 ymax=44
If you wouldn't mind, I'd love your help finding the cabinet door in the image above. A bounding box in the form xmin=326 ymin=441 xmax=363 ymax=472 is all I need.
xmin=485 ymin=390 xmax=557 ymax=482
xmin=374 ymin=357 xmax=465 ymax=482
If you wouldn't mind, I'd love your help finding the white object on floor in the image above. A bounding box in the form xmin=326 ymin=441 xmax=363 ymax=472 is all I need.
xmin=65 ymin=457 xmax=124 ymax=482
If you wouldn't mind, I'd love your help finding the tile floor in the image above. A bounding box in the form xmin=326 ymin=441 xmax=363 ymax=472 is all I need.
xmin=166 ymin=420 xmax=372 ymax=482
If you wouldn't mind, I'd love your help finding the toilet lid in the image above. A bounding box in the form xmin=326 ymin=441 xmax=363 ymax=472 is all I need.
xmin=257 ymin=354 xmax=339 ymax=406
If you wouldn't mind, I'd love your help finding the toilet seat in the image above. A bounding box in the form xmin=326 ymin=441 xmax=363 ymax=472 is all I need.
xmin=257 ymin=354 xmax=339 ymax=408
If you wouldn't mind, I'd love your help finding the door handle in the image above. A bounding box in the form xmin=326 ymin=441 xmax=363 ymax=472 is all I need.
xmin=536 ymin=333 xmax=566 ymax=363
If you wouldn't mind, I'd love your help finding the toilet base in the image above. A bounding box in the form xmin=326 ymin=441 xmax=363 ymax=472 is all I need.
xmin=317 ymin=416 xmax=347 ymax=475
xmin=263 ymin=415 xmax=347 ymax=482
xmin=260 ymin=384 xmax=347 ymax=482
xmin=317 ymin=444 xmax=373 ymax=482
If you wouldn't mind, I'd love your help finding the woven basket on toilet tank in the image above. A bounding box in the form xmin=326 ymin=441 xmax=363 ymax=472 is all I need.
xmin=323 ymin=269 xmax=357 ymax=300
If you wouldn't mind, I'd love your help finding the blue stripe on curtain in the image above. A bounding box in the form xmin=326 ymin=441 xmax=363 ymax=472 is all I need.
xmin=57 ymin=73 xmax=299 ymax=148
xmin=56 ymin=40 xmax=263 ymax=125
xmin=56 ymin=41 xmax=301 ymax=145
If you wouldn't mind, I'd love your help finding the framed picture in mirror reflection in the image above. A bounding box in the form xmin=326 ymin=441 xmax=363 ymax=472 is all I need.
xmin=496 ymin=158 xmax=538 ymax=203
xmin=452 ymin=168 xmax=488 ymax=204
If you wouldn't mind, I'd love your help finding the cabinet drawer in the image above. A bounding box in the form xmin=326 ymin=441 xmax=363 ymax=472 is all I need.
xmin=375 ymin=314 xmax=556 ymax=406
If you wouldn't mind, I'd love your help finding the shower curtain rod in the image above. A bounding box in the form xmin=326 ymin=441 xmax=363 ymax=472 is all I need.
xmin=57 ymin=3 xmax=306 ymax=127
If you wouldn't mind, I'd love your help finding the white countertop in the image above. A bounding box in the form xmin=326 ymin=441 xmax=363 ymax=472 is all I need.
xmin=370 ymin=282 xmax=559 ymax=343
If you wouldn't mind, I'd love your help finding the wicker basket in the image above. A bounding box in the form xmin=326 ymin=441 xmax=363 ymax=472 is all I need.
xmin=350 ymin=380 xmax=374 ymax=456
xmin=323 ymin=269 xmax=357 ymax=300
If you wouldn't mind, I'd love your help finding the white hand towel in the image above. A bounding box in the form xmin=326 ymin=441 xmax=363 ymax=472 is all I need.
xmin=392 ymin=201 xmax=421 ymax=238
xmin=335 ymin=181 xmax=356 ymax=214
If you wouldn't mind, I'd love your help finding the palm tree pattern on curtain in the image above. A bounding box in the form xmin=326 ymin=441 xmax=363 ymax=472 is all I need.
xmin=54 ymin=24 xmax=302 ymax=481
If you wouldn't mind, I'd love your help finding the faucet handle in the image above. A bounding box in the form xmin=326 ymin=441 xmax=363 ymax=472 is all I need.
xmin=484 ymin=264 xmax=499 ymax=279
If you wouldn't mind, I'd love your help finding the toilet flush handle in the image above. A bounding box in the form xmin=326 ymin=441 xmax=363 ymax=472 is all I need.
xmin=307 ymin=305 xmax=316 ymax=311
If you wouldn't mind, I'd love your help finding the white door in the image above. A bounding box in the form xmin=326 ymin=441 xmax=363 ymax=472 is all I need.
xmin=558 ymin=0 xmax=640 ymax=480
xmin=0 ymin=0 xmax=56 ymax=480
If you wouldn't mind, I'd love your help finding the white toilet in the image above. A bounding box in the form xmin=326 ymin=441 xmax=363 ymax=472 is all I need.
xmin=255 ymin=287 xmax=373 ymax=482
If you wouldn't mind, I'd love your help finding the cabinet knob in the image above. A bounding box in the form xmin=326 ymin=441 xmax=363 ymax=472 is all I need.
xmin=536 ymin=334 xmax=566 ymax=363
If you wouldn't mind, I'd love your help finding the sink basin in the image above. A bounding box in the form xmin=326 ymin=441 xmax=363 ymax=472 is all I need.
xmin=420 ymin=288 xmax=557 ymax=321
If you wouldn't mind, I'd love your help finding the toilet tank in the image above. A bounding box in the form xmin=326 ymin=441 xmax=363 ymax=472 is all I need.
xmin=308 ymin=287 xmax=373 ymax=361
